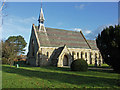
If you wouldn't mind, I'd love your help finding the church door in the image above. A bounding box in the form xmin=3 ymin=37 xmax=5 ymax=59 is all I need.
xmin=63 ymin=55 xmax=68 ymax=66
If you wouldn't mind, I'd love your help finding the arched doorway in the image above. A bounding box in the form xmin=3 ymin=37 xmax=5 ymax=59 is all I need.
xmin=63 ymin=55 xmax=68 ymax=66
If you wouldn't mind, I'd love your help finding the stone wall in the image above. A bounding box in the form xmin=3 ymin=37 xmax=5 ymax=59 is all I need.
xmin=37 ymin=47 xmax=57 ymax=66
xmin=27 ymin=25 xmax=39 ymax=66
xmin=39 ymin=47 xmax=103 ymax=67
xmin=27 ymin=57 xmax=36 ymax=66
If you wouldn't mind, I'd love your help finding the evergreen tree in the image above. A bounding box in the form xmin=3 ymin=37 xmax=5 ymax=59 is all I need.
xmin=6 ymin=35 xmax=27 ymax=55
xmin=2 ymin=35 xmax=27 ymax=66
xmin=96 ymin=25 xmax=120 ymax=73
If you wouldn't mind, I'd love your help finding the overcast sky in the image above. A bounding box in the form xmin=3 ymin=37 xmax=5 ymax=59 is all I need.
xmin=2 ymin=2 xmax=118 ymax=54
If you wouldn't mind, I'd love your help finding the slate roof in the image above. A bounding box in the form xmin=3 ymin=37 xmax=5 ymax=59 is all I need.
xmin=35 ymin=26 xmax=98 ymax=50
xmin=87 ymin=40 xmax=98 ymax=50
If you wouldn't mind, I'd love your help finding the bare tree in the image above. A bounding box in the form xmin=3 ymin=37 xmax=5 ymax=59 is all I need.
xmin=0 ymin=0 xmax=7 ymax=27
xmin=0 ymin=0 xmax=6 ymax=11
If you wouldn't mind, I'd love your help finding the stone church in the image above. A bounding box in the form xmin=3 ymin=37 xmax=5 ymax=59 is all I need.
xmin=27 ymin=6 xmax=103 ymax=67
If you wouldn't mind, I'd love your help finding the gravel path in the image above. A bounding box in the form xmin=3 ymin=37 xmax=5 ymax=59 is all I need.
xmin=63 ymin=66 xmax=113 ymax=71
xmin=88 ymin=67 xmax=113 ymax=70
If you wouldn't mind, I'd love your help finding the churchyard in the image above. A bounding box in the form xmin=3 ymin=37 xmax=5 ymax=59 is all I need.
xmin=2 ymin=64 xmax=120 ymax=88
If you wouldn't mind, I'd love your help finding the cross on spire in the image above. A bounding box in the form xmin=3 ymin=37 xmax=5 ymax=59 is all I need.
xmin=41 ymin=0 xmax=42 ymax=8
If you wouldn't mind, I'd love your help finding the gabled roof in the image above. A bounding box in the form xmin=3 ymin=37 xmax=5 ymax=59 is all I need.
xmin=52 ymin=46 xmax=65 ymax=60
xmin=49 ymin=45 xmax=65 ymax=66
xmin=34 ymin=26 xmax=98 ymax=49
xmin=87 ymin=40 xmax=98 ymax=50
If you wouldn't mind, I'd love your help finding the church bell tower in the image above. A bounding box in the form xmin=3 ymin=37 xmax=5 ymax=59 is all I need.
xmin=38 ymin=4 xmax=46 ymax=32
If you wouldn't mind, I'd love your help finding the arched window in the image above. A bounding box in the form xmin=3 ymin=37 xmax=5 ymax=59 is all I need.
xmin=81 ymin=52 xmax=83 ymax=59
xmin=72 ymin=52 xmax=75 ymax=60
xmin=85 ymin=52 xmax=87 ymax=58
xmin=90 ymin=52 xmax=92 ymax=64
xmin=95 ymin=53 xmax=97 ymax=66
xmin=41 ymin=25 xmax=44 ymax=31
xmin=95 ymin=53 xmax=97 ymax=59
xmin=77 ymin=52 xmax=79 ymax=59
xmin=47 ymin=52 xmax=49 ymax=58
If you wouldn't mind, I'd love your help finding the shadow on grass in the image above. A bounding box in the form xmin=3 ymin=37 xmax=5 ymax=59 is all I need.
xmin=14 ymin=64 xmax=114 ymax=73
xmin=40 ymin=66 xmax=115 ymax=74
xmin=2 ymin=65 xmax=119 ymax=87
xmin=41 ymin=66 xmax=71 ymax=71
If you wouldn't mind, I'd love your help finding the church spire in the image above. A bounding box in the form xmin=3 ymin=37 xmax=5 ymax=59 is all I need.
xmin=38 ymin=2 xmax=46 ymax=32
xmin=38 ymin=7 xmax=45 ymax=24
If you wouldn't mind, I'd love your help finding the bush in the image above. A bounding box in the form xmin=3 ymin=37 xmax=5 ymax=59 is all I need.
xmin=14 ymin=61 xmax=26 ymax=66
xmin=70 ymin=59 xmax=88 ymax=71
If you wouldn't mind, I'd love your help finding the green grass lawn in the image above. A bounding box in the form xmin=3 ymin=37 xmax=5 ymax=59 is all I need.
xmin=88 ymin=64 xmax=111 ymax=68
xmin=2 ymin=64 xmax=120 ymax=88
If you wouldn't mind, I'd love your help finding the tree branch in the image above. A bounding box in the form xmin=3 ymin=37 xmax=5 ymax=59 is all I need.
xmin=0 ymin=0 xmax=6 ymax=11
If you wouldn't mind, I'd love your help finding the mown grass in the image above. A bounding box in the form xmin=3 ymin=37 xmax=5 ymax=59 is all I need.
xmin=88 ymin=64 xmax=111 ymax=68
xmin=2 ymin=64 xmax=120 ymax=88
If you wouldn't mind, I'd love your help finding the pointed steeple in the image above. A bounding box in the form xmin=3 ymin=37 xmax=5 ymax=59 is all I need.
xmin=38 ymin=7 xmax=45 ymax=24
xmin=38 ymin=3 xmax=46 ymax=32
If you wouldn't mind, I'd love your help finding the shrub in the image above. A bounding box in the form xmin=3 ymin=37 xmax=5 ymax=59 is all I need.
xmin=70 ymin=59 xmax=88 ymax=71
xmin=14 ymin=61 xmax=26 ymax=66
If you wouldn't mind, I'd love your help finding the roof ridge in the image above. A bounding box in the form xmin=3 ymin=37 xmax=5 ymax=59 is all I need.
xmin=35 ymin=26 xmax=83 ymax=33
xmin=44 ymin=27 xmax=80 ymax=33
xmin=80 ymin=31 xmax=91 ymax=49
